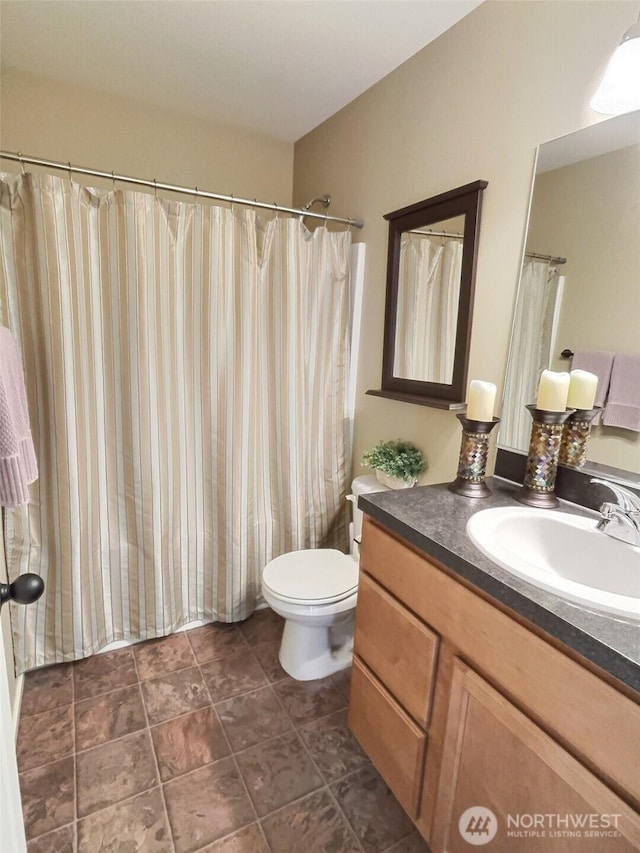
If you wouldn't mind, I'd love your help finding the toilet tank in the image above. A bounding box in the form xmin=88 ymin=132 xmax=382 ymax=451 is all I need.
xmin=348 ymin=474 xmax=389 ymax=558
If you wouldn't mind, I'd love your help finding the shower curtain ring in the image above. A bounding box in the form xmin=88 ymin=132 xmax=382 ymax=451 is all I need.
xmin=229 ymin=193 xmax=234 ymax=213
xmin=153 ymin=178 xmax=158 ymax=200
xmin=17 ymin=152 xmax=25 ymax=175
xmin=67 ymin=161 xmax=73 ymax=182
xmin=112 ymin=171 xmax=117 ymax=192
xmin=273 ymin=201 xmax=279 ymax=220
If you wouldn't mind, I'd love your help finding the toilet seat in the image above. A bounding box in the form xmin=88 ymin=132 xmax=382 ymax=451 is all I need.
xmin=262 ymin=549 xmax=358 ymax=606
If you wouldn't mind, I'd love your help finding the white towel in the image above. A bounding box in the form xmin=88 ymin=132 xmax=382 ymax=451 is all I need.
xmin=0 ymin=327 xmax=38 ymax=505
xmin=603 ymin=353 xmax=640 ymax=432
xmin=571 ymin=350 xmax=615 ymax=424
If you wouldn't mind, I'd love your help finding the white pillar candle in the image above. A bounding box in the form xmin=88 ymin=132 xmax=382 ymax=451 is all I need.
xmin=466 ymin=380 xmax=497 ymax=421
xmin=567 ymin=369 xmax=598 ymax=410
xmin=536 ymin=370 xmax=570 ymax=412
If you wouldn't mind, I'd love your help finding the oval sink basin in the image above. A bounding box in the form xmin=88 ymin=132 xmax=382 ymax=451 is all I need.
xmin=466 ymin=507 xmax=640 ymax=620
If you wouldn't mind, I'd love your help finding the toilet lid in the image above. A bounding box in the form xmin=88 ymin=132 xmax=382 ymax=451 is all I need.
xmin=262 ymin=549 xmax=358 ymax=605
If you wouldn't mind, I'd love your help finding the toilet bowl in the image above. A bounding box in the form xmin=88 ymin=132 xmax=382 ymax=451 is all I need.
xmin=261 ymin=475 xmax=388 ymax=681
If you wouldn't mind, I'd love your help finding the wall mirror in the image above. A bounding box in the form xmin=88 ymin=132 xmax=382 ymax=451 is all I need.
xmin=368 ymin=180 xmax=487 ymax=409
xmin=499 ymin=110 xmax=640 ymax=486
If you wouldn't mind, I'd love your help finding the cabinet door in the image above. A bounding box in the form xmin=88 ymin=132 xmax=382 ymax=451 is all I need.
xmin=431 ymin=659 xmax=640 ymax=853
xmin=349 ymin=657 xmax=426 ymax=818
xmin=355 ymin=572 xmax=438 ymax=727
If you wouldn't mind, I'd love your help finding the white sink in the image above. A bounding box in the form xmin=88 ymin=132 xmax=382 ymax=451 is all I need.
xmin=466 ymin=507 xmax=640 ymax=620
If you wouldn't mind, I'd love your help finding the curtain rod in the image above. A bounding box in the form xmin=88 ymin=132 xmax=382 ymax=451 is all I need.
xmin=0 ymin=150 xmax=365 ymax=229
xmin=525 ymin=250 xmax=567 ymax=265
xmin=408 ymin=228 xmax=463 ymax=238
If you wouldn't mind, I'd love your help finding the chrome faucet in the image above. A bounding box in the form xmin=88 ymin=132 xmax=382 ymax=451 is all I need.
xmin=591 ymin=479 xmax=640 ymax=546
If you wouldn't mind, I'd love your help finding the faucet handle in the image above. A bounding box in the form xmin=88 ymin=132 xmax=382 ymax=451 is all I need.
xmin=590 ymin=478 xmax=640 ymax=513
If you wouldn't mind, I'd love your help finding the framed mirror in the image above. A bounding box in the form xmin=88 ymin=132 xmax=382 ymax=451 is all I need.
xmin=368 ymin=180 xmax=487 ymax=409
xmin=499 ymin=110 xmax=640 ymax=486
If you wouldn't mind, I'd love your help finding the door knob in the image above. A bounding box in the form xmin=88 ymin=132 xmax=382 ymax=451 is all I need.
xmin=0 ymin=573 xmax=44 ymax=610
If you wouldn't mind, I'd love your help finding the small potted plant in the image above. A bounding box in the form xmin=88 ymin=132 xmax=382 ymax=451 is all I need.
xmin=362 ymin=439 xmax=427 ymax=489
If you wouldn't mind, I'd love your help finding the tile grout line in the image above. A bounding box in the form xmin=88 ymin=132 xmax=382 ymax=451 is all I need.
xmin=282 ymin=707 xmax=368 ymax=853
xmin=325 ymin=763 xmax=421 ymax=853
xmin=65 ymin=678 xmax=317 ymax=780
xmin=191 ymin=640 xmax=266 ymax=851
xmin=189 ymin=619 xmax=339 ymax=849
xmin=22 ymin=820 xmax=77 ymax=851
xmin=250 ymin=781 xmax=365 ymax=852
xmin=257 ymin=660 xmax=369 ymax=852
xmin=324 ymin=784 xmax=369 ymax=853
xmin=21 ymin=670 xmax=333 ymax=774
xmin=130 ymin=650 xmax=178 ymax=853
xmin=247 ymin=651 xmax=326 ymax=849
xmin=21 ymin=620 xmax=384 ymax=853
xmin=21 ymin=645 xmax=352 ymax=763
xmin=17 ymin=685 xmax=78 ymax=847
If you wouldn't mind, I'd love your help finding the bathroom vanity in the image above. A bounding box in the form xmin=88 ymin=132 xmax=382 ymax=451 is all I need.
xmin=349 ymin=479 xmax=640 ymax=852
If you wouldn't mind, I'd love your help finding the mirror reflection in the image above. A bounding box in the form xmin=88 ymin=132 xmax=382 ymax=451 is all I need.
xmin=500 ymin=110 xmax=640 ymax=482
xmin=394 ymin=214 xmax=465 ymax=383
xmin=372 ymin=180 xmax=487 ymax=408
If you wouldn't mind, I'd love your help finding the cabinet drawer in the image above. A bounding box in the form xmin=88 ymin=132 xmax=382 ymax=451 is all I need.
xmin=355 ymin=571 xmax=438 ymax=727
xmin=348 ymin=656 xmax=426 ymax=819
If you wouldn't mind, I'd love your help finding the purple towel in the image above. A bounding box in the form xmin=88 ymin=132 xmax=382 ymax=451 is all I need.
xmin=603 ymin=353 xmax=640 ymax=432
xmin=0 ymin=327 xmax=38 ymax=506
xmin=571 ymin=350 xmax=615 ymax=424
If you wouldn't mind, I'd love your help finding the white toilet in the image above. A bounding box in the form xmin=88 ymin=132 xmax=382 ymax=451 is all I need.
xmin=261 ymin=475 xmax=388 ymax=681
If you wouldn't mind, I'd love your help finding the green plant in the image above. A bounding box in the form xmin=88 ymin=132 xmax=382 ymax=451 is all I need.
xmin=362 ymin=439 xmax=427 ymax=482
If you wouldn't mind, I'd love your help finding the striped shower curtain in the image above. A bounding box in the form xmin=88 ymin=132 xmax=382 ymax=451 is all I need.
xmin=394 ymin=234 xmax=463 ymax=383
xmin=500 ymin=259 xmax=564 ymax=451
xmin=0 ymin=172 xmax=352 ymax=672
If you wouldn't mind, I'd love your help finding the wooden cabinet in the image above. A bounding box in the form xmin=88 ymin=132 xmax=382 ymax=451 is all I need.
xmin=432 ymin=659 xmax=640 ymax=852
xmin=348 ymin=517 xmax=640 ymax=852
xmin=349 ymin=657 xmax=426 ymax=817
xmin=353 ymin=572 xmax=438 ymax=727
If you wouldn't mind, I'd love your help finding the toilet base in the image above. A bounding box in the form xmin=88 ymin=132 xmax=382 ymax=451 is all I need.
xmin=278 ymin=614 xmax=354 ymax=681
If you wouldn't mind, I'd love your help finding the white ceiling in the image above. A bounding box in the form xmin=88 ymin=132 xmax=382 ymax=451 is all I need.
xmin=1 ymin=0 xmax=482 ymax=142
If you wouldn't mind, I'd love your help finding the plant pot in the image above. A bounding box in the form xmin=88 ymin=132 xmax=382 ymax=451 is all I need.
xmin=375 ymin=469 xmax=416 ymax=489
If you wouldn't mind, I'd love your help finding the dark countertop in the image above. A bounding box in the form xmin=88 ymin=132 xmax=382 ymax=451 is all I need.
xmin=358 ymin=477 xmax=640 ymax=693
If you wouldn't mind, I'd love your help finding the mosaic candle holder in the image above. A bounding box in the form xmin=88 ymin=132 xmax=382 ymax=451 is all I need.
xmin=558 ymin=407 xmax=602 ymax=469
xmin=517 ymin=405 xmax=575 ymax=508
xmin=448 ymin=415 xmax=501 ymax=499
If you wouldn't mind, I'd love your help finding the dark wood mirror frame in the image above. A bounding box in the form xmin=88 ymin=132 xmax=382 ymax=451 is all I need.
xmin=368 ymin=179 xmax=488 ymax=409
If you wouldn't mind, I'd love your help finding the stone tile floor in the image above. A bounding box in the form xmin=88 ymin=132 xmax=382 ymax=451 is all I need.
xmin=16 ymin=608 xmax=431 ymax=853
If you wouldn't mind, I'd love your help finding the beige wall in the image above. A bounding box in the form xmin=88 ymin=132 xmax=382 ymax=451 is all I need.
xmin=529 ymin=145 xmax=640 ymax=472
xmin=293 ymin=0 xmax=635 ymax=486
xmin=0 ymin=68 xmax=293 ymax=203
